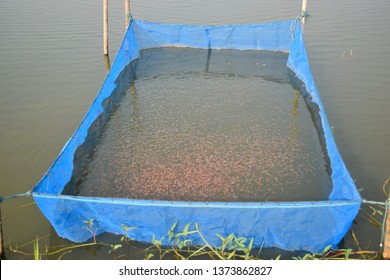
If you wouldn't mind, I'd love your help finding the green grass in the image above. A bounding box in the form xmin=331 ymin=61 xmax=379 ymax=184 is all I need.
xmin=4 ymin=176 xmax=389 ymax=260
xmin=5 ymin=218 xmax=384 ymax=260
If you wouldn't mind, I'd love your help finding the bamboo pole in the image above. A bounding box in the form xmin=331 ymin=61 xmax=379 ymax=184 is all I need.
xmin=384 ymin=196 xmax=390 ymax=259
xmin=301 ymin=0 xmax=308 ymax=26
xmin=103 ymin=0 xmax=109 ymax=55
xmin=105 ymin=54 xmax=111 ymax=73
xmin=125 ymin=0 xmax=131 ymax=30
xmin=0 ymin=204 xmax=5 ymax=259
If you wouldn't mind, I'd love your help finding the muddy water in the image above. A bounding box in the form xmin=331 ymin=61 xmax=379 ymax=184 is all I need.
xmin=1 ymin=0 xmax=389 ymax=257
xmin=75 ymin=48 xmax=331 ymax=202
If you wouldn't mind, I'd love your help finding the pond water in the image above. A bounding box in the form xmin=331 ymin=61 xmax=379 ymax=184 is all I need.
xmin=70 ymin=48 xmax=331 ymax=202
xmin=1 ymin=0 xmax=389 ymax=258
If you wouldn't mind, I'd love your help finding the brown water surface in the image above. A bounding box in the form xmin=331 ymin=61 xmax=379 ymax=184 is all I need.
xmin=1 ymin=0 xmax=389 ymax=257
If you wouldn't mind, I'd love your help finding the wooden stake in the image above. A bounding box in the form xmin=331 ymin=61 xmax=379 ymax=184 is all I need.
xmin=301 ymin=0 xmax=308 ymax=26
xmin=103 ymin=0 xmax=109 ymax=55
xmin=384 ymin=197 xmax=390 ymax=259
xmin=105 ymin=54 xmax=111 ymax=73
xmin=125 ymin=0 xmax=131 ymax=30
xmin=0 ymin=204 xmax=5 ymax=259
xmin=300 ymin=0 xmax=308 ymax=34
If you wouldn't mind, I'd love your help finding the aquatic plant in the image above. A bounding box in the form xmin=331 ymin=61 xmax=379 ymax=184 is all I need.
xmin=4 ymin=177 xmax=389 ymax=260
xmin=82 ymin=218 xmax=99 ymax=243
xmin=4 ymin=218 xmax=383 ymax=260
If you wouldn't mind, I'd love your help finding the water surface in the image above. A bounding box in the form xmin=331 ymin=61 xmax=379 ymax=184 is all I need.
xmin=74 ymin=48 xmax=331 ymax=202
xmin=1 ymin=0 xmax=389 ymax=257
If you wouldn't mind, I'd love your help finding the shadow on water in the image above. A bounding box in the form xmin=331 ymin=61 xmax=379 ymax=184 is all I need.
xmin=62 ymin=57 xmax=138 ymax=196
xmin=288 ymin=70 xmax=333 ymax=179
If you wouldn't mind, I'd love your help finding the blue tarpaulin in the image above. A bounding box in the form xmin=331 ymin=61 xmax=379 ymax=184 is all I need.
xmin=32 ymin=19 xmax=361 ymax=252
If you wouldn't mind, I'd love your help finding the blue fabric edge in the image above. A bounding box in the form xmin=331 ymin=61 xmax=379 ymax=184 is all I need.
xmin=31 ymin=19 xmax=362 ymax=252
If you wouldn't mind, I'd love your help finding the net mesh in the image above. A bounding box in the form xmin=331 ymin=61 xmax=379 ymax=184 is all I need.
xmin=33 ymin=19 xmax=361 ymax=252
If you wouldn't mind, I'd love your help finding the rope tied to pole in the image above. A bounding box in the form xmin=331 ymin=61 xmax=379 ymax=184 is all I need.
xmin=290 ymin=11 xmax=311 ymax=39
xmin=0 ymin=191 xmax=32 ymax=204
xmin=125 ymin=12 xmax=132 ymax=21
xmin=296 ymin=10 xmax=311 ymax=23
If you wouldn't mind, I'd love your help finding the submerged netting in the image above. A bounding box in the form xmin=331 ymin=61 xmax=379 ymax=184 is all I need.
xmin=33 ymin=19 xmax=361 ymax=252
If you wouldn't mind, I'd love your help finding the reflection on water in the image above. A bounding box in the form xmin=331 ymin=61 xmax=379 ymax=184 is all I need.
xmin=104 ymin=54 xmax=111 ymax=73
xmin=72 ymin=48 xmax=331 ymax=202
xmin=289 ymin=89 xmax=300 ymax=141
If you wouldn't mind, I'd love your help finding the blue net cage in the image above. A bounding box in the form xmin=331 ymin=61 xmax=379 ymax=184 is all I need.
xmin=32 ymin=19 xmax=361 ymax=253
